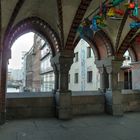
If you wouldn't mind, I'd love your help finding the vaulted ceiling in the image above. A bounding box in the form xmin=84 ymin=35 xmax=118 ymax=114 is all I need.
xmin=1 ymin=0 xmax=140 ymax=59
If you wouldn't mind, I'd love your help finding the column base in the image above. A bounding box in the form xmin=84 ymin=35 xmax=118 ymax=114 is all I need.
xmin=55 ymin=90 xmax=72 ymax=120
xmin=105 ymin=90 xmax=123 ymax=116
xmin=105 ymin=103 xmax=123 ymax=116
xmin=0 ymin=112 xmax=6 ymax=125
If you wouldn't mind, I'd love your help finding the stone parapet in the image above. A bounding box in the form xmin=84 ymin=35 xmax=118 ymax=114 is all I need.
xmin=72 ymin=93 xmax=105 ymax=115
xmin=122 ymin=90 xmax=140 ymax=112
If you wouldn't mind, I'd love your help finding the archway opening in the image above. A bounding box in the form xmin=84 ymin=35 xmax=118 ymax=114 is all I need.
xmin=5 ymin=32 xmax=57 ymax=119
xmin=0 ymin=17 xmax=61 ymax=120
xmin=7 ymin=32 xmax=55 ymax=93
xmin=69 ymin=39 xmax=100 ymax=92
xmin=119 ymin=51 xmax=132 ymax=90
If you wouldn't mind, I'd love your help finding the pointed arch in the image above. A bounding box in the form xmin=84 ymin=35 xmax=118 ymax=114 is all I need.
xmin=93 ymin=30 xmax=114 ymax=59
xmin=128 ymin=47 xmax=137 ymax=62
xmin=116 ymin=28 xmax=138 ymax=59
xmin=73 ymin=30 xmax=114 ymax=60
xmin=3 ymin=17 xmax=61 ymax=56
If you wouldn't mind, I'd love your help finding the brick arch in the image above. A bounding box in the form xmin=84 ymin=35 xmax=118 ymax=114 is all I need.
xmin=65 ymin=0 xmax=92 ymax=49
xmin=129 ymin=34 xmax=140 ymax=61
xmin=73 ymin=30 xmax=114 ymax=60
xmin=93 ymin=30 xmax=114 ymax=60
xmin=85 ymin=36 xmax=100 ymax=60
xmin=73 ymin=36 xmax=100 ymax=60
xmin=116 ymin=28 xmax=138 ymax=59
xmin=3 ymin=16 xmax=61 ymax=56
xmin=128 ymin=47 xmax=137 ymax=62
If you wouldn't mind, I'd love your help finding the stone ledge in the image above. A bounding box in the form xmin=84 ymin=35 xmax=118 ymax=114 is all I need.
xmin=6 ymin=92 xmax=53 ymax=98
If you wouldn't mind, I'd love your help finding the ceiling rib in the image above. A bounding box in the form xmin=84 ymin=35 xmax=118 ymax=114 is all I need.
xmin=65 ymin=0 xmax=92 ymax=49
xmin=115 ymin=9 xmax=129 ymax=51
xmin=116 ymin=28 xmax=138 ymax=59
xmin=5 ymin=0 xmax=25 ymax=37
xmin=57 ymin=0 xmax=64 ymax=49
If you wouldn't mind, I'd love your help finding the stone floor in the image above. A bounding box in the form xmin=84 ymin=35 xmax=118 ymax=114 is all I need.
xmin=0 ymin=113 xmax=140 ymax=140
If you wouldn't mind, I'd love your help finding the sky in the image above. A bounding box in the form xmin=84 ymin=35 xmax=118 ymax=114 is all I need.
xmin=8 ymin=32 xmax=34 ymax=69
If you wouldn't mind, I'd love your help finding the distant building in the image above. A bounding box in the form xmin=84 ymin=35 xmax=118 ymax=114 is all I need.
xmin=7 ymin=68 xmax=23 ymax=88
xmin=23 ymin=34 xmax=55 ymax=92
xmin=24 ymin=34 xmax=45 ymax=92
xmin=25 ymin=48 xmax=33 ymax=91
xmin=32 ymin=34 xmax=44 ymax=92
xmin=22 ymin=51 xmax=27 ymax=89
xmin=40 ymin=42 xmax=54 ymax=92
xmin=119 ymin=51 xmax=132 ymax=89
xmin=69 ymin=39 xmax=100 ymax=91
xmin=8 ymin=68 xmax=23 ymax=81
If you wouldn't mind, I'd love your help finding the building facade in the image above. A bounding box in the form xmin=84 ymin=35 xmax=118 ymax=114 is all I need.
xmin=69 ymin=39 xmax=100 ymax=91
xmin=7 ymin=68 xmax=23 ymax=89
xmin=23 ymin=34 xmax=54 ymax=92
xmin=32 ymin=34 xmax=44 ymax=92
xmin=24 ymin=34 xmax=45 ymax=92
xmin=40 ymin=42 xmax=54 ymax=92
xmin=25 ymin=48 xmax=33 ymax=91
xmin=24 ymin=38 xmax=100 ymax=92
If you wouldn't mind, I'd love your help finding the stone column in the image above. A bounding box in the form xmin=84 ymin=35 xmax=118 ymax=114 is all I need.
xmin=95 ymin=60 xmax=109 ymax=93
xmin=106 ymin=67 xmax=119 ymax=90
xmin=0 ymin=49 xmax=10 ymax=124
xmin=51 ymin=63 xmax=59 ymax=93
xmin=51 ymin=50 xmax=74 ymax=119
xmin=98 ymin=67 xmax=108 ymax=92
xmin=105 ymin=59 xmax=123 ymax=116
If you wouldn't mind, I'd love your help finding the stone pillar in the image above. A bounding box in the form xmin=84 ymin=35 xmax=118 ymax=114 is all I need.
xmin=98 ymin=67 xmax=108 ymax=92
xmin=105 ymin=59 xmax=123 ymax=116
xmin=0 ymin=49 xmax=10 ymax=124
xmin=51 ymin=63 xmax=59 ymax=93
xmin=106 ymin=67 xmax=119 ymax=90
xmin=95 ymin=60 xmax=109 ymax=93
xmin=51 ymin=50 xmax=74 ymax=119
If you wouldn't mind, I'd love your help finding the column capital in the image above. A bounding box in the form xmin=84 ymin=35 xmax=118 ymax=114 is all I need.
xmin=94 ymin=60 xmax=104 ymax=68
xmin=98 ymin=67 xmax=105 ymax=74
xmin=51 ymin=50 xmax=74 ymax=73
xmin=105 ymin=60 xmax=123 ymax=74
xmin=106 ymin=66 xmax=112 ymax=74
xmin=95 ymin=57 xmax=123 ymax=74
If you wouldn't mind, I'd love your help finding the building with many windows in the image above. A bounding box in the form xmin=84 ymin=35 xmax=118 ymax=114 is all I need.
xmin=7 ymin=68 xmax=23 ymax=89
xmin=23 ymin=34 xmax=45 ymax=92
xmin=69 ymin=39 xmax=100 ymax=91
xmin=23 ymin=38 xmax=132 ymax=92
xmin=40 ymin=42 xmax=54 ymax=92
xmin=23 ymin=34 xmax=54 ymax=92
xmin=24 ymin=38 xmax=100 ymax=92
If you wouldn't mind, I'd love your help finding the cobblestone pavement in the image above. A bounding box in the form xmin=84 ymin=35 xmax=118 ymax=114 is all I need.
xmin=0 ymin=113 xmax=140 ymax=140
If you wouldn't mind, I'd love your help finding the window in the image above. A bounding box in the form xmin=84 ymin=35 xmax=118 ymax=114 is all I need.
xmin=75 ymin=52 xmax=78 ymax=62
xmin=40 ymin=56 xmax=52 ymax=73
xmin=41 ymin=46 xmax=50 ymax=58
xmin=87 ymin=47 xmax=91 ymax=58
xmin=87 ymin=71 xmax=92 ymax=83
xmin=74 ymin=73 xmax=78 ymax=83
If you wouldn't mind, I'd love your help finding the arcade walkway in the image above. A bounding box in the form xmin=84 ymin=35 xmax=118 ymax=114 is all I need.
xmin=0 ymin=113 xmax=140 ymax=140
